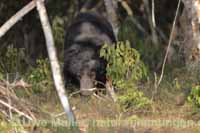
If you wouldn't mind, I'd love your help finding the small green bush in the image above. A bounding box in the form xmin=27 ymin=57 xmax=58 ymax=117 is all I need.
xmin=28 ymin=59 xmax=50 ymax=82
xmin=100 ymin=41 xmax=150 ymax=110
xmin=28 ymin=58 xmax=52 ymax=93
xmin=188 ymin=85 xmax=200 ymax=108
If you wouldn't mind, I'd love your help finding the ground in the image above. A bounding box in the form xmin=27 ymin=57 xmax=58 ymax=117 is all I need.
xmin=0 ymin=68 xmax=200 ymax=133
xmin=16 ymin=87 xmax=200 ymax=133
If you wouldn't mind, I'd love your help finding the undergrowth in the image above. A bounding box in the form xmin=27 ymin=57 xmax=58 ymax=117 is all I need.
xmin=100 ymin=41 xmax=150 ymax=110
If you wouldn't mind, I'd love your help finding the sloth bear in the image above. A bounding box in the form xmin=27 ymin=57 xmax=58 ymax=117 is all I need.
xmin=64 ymin=12 xmax=116 ymax=95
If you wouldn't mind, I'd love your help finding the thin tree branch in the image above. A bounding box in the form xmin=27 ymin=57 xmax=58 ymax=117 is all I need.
xmin=143 ymin=0 xmax=158 ymax=45
xmin=152 ymin=0 xmax=156 ymax=27
xmin=157 ymin=0 xmax=181 ymax=87
xmin=0 ymin=99 xmax=33 ymax=120
xmin=105 ymin=78 xmax=117 ymax=102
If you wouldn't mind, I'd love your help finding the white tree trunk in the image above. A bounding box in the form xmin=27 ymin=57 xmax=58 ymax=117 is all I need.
xmin=181 ymin=0 xmax=200 ymax=70
xmin=36 ymin=0 xmax=75 ymax=122
xmin=104 ymin=0 xmax=119 ymax=39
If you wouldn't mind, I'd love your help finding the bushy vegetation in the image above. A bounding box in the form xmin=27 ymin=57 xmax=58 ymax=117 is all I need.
xmin=28 ymin=59 xmax=51 ymax=83
xmin=100 ymin=41 xmax=150 ymax=110
xmin=188 ymin=85 xmax=200 ymax=109
xmin=28 ymin=58 xmax=53 ymax=93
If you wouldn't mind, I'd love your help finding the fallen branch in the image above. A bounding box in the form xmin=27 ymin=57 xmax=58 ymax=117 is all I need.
xmin=0 ymin=0 xmax=44 ymax=38
xmin=0 ymin=99 xmax=33 ymax=120
xmin=0 ymin=80 xmax=37 ymax=120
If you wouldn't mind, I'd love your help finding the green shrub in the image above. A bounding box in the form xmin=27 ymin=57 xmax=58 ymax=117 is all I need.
xmin=28 ymin=58 xmax=52 ymax=93
xmin=188 ymin=85 xmax=200 ymax=108
xmin=100 ymin=41 xmax=150 ymax=110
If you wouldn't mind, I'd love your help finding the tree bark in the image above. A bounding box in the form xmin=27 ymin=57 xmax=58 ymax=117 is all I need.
xmin=36 ymin=0 xmax=75 ymax=123
xmin=181 ymin=0 xmax=200 ymax=70
xmin=103 ymin=0 xmax=119 ymax=39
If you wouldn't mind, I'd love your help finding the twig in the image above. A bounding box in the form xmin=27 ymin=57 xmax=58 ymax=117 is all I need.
xmin=95 ymin=79 xmax=117 ymax=102
xmin=69 ymin=88 xmax=105 ymax=98
xmin=95 ymin=80 xmax=107 ymax=88
xmin=54 ymin=112 xmax=66 ymax=118
xmin=54 ymin=106 xmax=76 ymax=118
xmin=151 ymin=72 xmax=158 ymax=101
xmin=0 ymin=99 xmax=33 ymax=120
xmin=93 ymin=93 xmax=106 ymax=101
xmin=105 ymin=78 xmax=117 ymax=102
xmin=157 ymin=0 xmax=181 ymax=87
xmin=92 ymin=79 xmax=118 ymax=102
xmin=0 ymin=81 xmax=36 ymax=120
xmin=152 ymin=0 xmax=156 ymax=27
